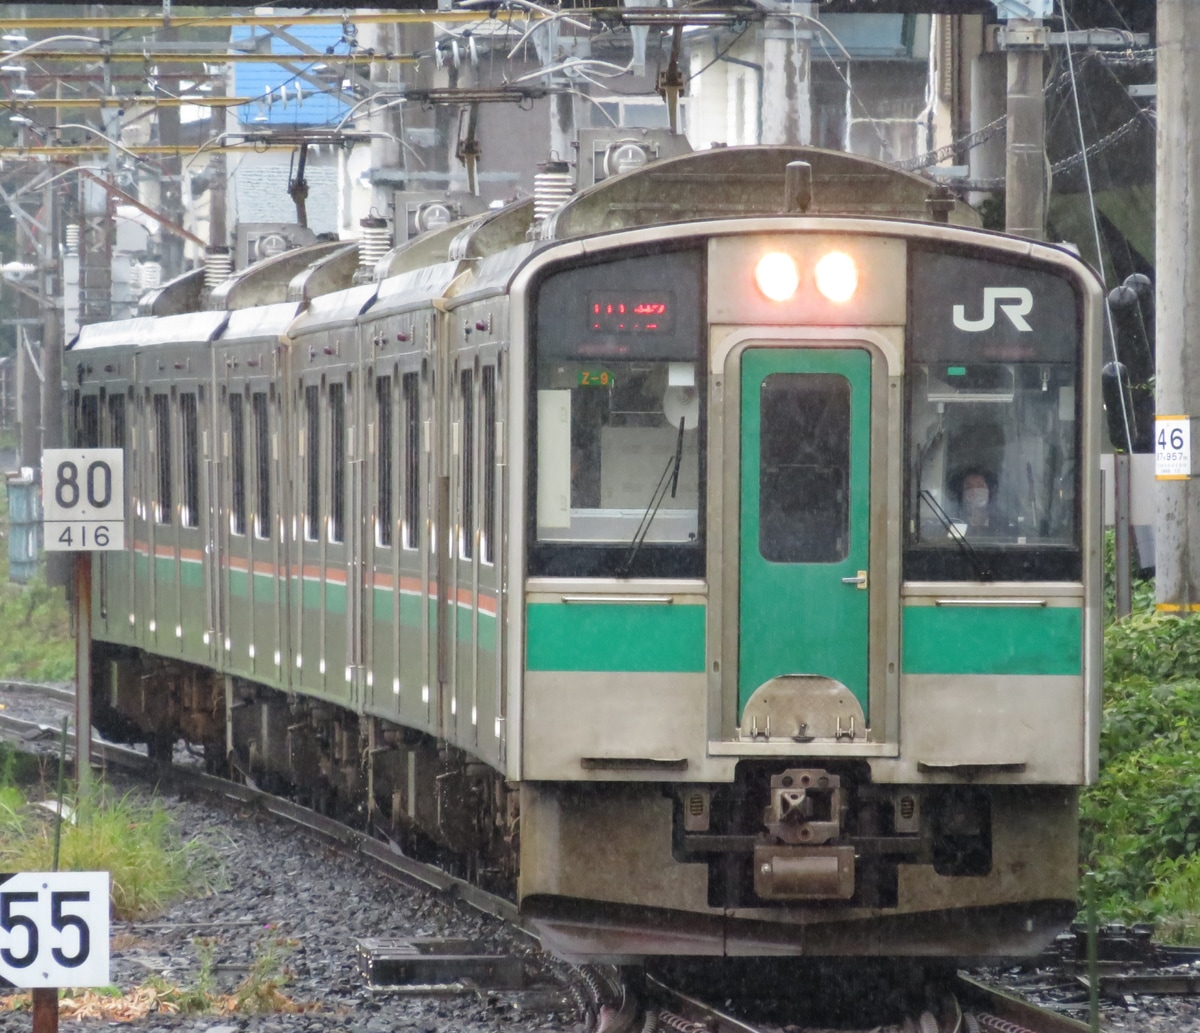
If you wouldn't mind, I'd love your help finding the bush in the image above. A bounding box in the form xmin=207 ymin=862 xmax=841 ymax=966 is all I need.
xmin=1083 ymin=556 xmax=1200 ymax=936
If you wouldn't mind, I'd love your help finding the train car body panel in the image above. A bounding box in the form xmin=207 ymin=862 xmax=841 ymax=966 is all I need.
xmin=213 ymin=303 xmax=297 ymax=692
xmin=70 ymin=323 xmax=136 ymax=649
xmin=359 ymin=268 xmax=458 ymax=741
xmin=131 ymin=312 xmax=226 ymax=668
xmin=286 ymin=285 xmax=377 ymax=709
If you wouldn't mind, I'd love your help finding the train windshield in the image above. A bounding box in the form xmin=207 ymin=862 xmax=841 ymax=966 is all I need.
xmin=905 ymin=248 xmax=1083 ymax=581
xmin=529 ymin=249 xmax=705 ymax=578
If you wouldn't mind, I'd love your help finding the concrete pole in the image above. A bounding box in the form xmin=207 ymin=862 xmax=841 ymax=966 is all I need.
xmin=41 ymin=179 xmax=72 ymax=591
xmin=16 ymin=323 xmax=38 ymax=467
xmin=969 ymin=49 xmax=1006 ymax=206
xmin=1003 ymin=19 xmax=1047 ymax=239
xmin=761 ymin=4 xmax=815 ymax=146
xmin=1155 ymin=0 xmax=1200 ymax=610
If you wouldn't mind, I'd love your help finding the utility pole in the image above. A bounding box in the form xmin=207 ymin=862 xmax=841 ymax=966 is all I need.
xmin=760 ymin=1 xmax=815 ymax=146
xmin=41 ymin=177 xmax=61 ymax=457
xmin=995 ymin=1 xmax=1050 ymax=239
xmin=1155 ymin=0 xmax=1200 ymax=611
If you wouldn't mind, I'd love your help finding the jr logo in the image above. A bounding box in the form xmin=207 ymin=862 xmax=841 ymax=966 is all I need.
xmin=952 ymin=287 xmax=1034 ymax=332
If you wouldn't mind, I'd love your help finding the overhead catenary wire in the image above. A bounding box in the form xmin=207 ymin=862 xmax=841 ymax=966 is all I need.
xmin=1058 ymin=0 xmax=1134 ymax=454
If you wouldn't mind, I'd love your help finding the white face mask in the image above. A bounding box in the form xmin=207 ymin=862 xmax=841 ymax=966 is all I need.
xmin=964 ymin=487 xmax=989 ymax=509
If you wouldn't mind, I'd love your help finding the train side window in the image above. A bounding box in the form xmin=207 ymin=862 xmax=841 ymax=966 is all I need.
xmin=252 ymin=391 xmax=271 ymax=540
xmin=108 ymin=394 xmax=126 ymax=450
xmin=180 ymin=393 xmax=200 ymax=529
xmin=482 ymin=365 xmax=497 ymax=565
xmin=229 ymin=393 xmax=247 ymax=536
xmin=759 ymin=374 xmax=850 ymax=563
xmin=80 ymin=394 xmax=100 ymax=448
xmin=329 ymin=381 xmax=346 ymax=544
xmin=153 ymin=393 xmax=172 ymax=525
xmin=402 ymin=372 xmax=420 ymax=551
xmin=304 ymin=385 xmax=320 ymax=541
xmin=376 ymin=375 xmax=393 ymax=548
xmin=460 ymin=369 xmax=474 ymax=561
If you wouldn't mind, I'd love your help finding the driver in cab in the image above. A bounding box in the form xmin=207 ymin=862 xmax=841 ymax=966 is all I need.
xmin=953 ymin=467 xmax=1016 ymax=539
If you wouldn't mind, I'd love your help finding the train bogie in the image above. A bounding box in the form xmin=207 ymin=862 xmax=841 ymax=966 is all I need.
xmin=72 ymin=144 xmax=1103 ymax=961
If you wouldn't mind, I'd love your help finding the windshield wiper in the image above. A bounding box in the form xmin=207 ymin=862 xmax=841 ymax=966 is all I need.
xmin=618 ymin=418 xmax=686 ymax=577
xmin=918 ymin=488 xmax=992 ymax=581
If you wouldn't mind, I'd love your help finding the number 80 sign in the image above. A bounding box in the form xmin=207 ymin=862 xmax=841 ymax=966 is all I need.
xmin=42 ymin=449 xmax=125 ymax=552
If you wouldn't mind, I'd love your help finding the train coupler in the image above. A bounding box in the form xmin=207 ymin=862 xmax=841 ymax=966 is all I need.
xmin=753 ymin=845 xmax=855 ymax=900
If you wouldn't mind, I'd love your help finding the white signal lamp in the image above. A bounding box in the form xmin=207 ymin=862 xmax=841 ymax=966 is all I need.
xmin=755 ymin=252 xmax=800 ymax=302
xmin=814 ymin=250 xmax=858 ymax=303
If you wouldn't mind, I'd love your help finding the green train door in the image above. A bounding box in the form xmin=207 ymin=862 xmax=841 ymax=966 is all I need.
xmin=738 ymin=346 xmax=872 ymax=720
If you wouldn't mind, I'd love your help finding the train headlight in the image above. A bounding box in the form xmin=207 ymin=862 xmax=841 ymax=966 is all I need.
xmin=755 ymin=252 xmax=800 ymax=302
xmin=814 ymin=251 xmax=858 ymax=303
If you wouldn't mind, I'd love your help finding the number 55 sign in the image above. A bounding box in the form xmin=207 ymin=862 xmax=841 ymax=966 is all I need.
xmin=0 ymin=872 xmax=110 ymax=988
xmin=42 ymin=449 xmax=125 ymax=552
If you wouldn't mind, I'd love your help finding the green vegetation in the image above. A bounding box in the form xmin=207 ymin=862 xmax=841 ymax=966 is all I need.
xmin=1084 ymin=542 xmax=1200 ymax=940
xmin=142 ymin=934 xmax=310 ymax=1017
xmin=0 ymin=747 xmax=223 ymax=919
xmin=1 ymin=934 xmax=311 ymax=1022
xmin=0 ymin=436 xmax=74 ymax=682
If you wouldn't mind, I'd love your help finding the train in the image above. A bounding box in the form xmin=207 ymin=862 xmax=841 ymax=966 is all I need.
xmin=67 ymin=143 xmax=1103 ymax=960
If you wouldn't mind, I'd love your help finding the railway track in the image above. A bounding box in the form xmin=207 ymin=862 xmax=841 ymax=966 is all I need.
xmin=0 ymin=681 xmax=1109 ymax=1033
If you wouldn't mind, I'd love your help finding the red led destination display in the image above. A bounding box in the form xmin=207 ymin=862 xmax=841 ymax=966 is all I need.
xmin=587 ymin=292 xmax=674 ymax=333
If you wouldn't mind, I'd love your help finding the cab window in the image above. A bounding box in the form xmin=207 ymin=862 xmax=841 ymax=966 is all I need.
xmin=905 ymin=247 xmax=1082 ymax=581
xmin=530 ymin=248 xmax=705 ymax=578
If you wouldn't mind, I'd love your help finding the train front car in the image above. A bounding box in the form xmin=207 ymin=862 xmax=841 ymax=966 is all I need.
xmin=510 ymin=149 xmax=1103 ymax=960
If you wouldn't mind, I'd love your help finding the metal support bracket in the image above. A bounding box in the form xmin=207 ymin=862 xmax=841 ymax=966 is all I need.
xmin=999 ymin=20 xmax=1049 ymax=50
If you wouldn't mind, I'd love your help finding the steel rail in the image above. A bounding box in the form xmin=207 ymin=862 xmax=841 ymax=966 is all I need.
xmin=644 ymin=973 xmax=772 ymax=1033
xmin=956 ymin=973 xmax=1092 ymax=1033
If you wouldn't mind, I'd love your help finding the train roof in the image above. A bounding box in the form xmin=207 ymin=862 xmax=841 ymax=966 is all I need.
xmin=371 ymin=261 xmax=465 ymax=317
xmin=287 ymin=282 xmax=377 ymax=336
xmin=541 ymin=145 xmax=981 ymax=239
xmin=71 ymin=310 xmax=228 ymax=350
xmin=211 ymin=238 xmax=349 ymax=310
xmin=220 ymin=302 xmax=303 ymax=342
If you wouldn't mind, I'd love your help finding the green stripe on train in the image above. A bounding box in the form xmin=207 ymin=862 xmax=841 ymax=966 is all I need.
xmin=902 ymin=605 xmax=1081 ymax=675
xmin=298 ymin=577 xmax=346 ymax=614
xmin=525 ymin=602 xmax=705 ymax=672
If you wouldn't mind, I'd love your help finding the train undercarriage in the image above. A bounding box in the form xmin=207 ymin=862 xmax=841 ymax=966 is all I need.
xmin=92 ymin=645 xmax=520 ymax=894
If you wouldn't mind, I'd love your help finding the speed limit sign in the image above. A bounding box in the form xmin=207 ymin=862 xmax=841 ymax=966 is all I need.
xmin=0 ymin=872 xmax=110 ymax=988
xmin=41 ymin=449 xmax=126 ymax=551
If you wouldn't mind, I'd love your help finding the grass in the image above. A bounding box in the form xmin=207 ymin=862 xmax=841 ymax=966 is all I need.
xmin=0 ymin=933 xmax=315 ymax=1021
xmin=0 ymin=741 xmax=315 ymax=1018
xmin=0 ymin=747 xmax=224 ymax=920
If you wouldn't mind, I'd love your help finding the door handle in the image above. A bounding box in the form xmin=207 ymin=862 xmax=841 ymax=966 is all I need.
xmin=841 ymin=570 xmax=867 ymax=589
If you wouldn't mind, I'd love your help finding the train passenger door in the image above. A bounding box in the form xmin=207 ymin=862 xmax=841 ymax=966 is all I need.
xmin=737 ymin=346 xmax=872 ymax=723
